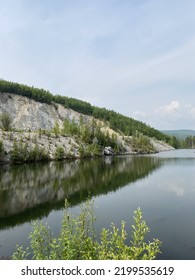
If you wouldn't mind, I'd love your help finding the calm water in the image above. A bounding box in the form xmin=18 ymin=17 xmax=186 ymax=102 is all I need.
xmin=0 ymin=149 xmax=195 ymax=259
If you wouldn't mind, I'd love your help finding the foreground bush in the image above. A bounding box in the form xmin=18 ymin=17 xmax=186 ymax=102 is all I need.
xmin=12 ymin=200 xmax=161 ymax=260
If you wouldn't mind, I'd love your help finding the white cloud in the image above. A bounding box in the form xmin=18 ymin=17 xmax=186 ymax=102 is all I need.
xmin=1 ymin=1 xmax=195 ymax=130
xmin=155 ymin=101 xmax=180 ymax=114
xmin=150 ymin=101 xmax=195 ymax=129
xmin=156 ymin=101 xmax=195 ymax=118
xmin=184 ymin=104 xmax=195 ymax=116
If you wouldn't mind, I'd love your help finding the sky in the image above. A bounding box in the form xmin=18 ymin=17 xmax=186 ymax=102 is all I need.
xmin=0 ymin=0 xmax=195 ymax=130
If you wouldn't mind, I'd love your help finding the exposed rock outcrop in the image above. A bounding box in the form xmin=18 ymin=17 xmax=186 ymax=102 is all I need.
xmin=0 ymin=92 xmax=174 ymax=163
xmin=0 ymin=92 xmax=91 ymax=130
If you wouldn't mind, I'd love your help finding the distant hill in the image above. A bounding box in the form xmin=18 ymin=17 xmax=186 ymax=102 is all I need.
xmin=162 ymin=130 xmax=195 ymax=140
xmin=0 ymin=92 xmax=174 ymax=165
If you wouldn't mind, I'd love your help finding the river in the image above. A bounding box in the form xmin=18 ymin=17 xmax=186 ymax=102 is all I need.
xmin=0 ymin=149 xmax=195 ymax=259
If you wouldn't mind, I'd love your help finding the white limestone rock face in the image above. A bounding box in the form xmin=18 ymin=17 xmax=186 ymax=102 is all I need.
xmin=0 ymin=92 xmax=91 ymax=131
xmin=150 ymin=139 xmax=174 ymax=152
xmin=0 ymin=92 xmax=174 ymax=157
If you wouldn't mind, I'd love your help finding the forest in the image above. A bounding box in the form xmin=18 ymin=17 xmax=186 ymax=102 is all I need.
xmin=0 ymin=79 xmax=175 ymax=145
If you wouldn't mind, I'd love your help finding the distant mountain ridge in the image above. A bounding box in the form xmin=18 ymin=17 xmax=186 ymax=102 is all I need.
xmin=162 ymin=129 xmax=195 ymax=140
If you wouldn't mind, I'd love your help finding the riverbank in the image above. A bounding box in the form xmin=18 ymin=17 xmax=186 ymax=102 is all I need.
xmin=0 ymin=129 xmax=174 ymax=164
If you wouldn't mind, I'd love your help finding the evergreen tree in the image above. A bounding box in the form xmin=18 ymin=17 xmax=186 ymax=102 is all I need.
xmin=55 ymin=146 xmax=65 ymax=160
xmin=0 ymin=112 xmax=12 ymax=131
xmin=11 ymin=139 xmax=20 ymax=162
xmin=53 ymin=121 xmax=60 ymax=137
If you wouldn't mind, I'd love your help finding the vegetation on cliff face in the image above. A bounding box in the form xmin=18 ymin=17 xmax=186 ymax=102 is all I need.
xmin=0 ymin=112 xmax=12 ymax=131
xmin=10 ymin=139 xmax=50 ymax=163
xmin=131 ymin=132 xmax=156 ymax=154
xmin=1 ymin=116 xmax=123 ymax=163
xmin=0 ymin=110 xmax=173 ymax=164
xmin=0 ymin=79 xmax=172 ymax=143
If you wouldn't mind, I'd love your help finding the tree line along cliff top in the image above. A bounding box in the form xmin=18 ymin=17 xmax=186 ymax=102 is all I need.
xmin=0 ymin=79 xmax=171 ymax=143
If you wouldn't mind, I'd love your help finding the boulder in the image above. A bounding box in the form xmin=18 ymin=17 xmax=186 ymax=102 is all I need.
xmin=104 ymin=146 xmax=114 ymax=156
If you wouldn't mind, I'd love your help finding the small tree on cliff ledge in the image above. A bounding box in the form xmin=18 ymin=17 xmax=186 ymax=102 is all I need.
xmin=0 ymin=112 xmax=12 ymax=131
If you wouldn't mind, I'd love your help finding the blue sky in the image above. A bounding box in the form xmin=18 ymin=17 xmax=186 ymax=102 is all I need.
xmin=1 ymin=0 xmax=195 ymax=130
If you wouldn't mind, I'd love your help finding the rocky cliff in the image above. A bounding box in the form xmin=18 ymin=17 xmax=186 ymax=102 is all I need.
xmin=0 ymin=92 xmax=174 ymax=163
xmin=0 ymin=92 xmax=91 ymax=130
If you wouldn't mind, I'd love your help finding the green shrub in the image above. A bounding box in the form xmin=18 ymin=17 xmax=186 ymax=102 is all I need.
xmin=0 ymin=112 xmax=12 ymax=131
xmin=11 ymin=140 xmax=50 ymax=163
xmin=55 ymin=145 xmax=65 ymax=160
xmin=10 ymin=139 xmax=21 ymax=162
xmin=28 ymin=144 xmax=49 ymax=162
xmin=132 ymin=132 xmax=156 ymax=154
xmin=53 ymin=121 xmax=60 ymax=137
xmin=12 ymin=200 xmax=161 ymax=260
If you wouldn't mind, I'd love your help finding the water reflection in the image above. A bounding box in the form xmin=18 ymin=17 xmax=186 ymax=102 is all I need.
xmin=0 ymin=156 xmax=161 ymax=229
xmin=1 ymin=150 xmax=195 ymax=259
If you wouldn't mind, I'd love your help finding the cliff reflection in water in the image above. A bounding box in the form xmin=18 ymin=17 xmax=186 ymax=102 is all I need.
xmin=0 ymin=156 xmax=161 ymax=228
